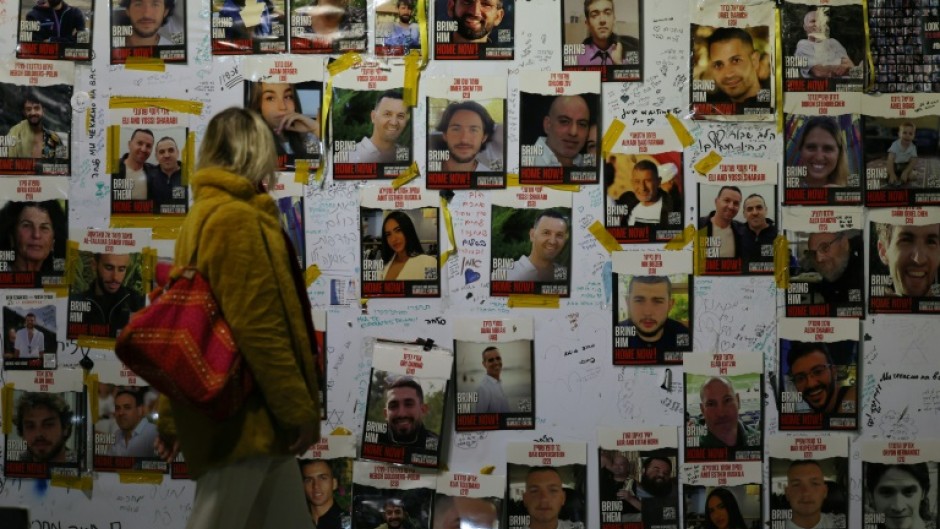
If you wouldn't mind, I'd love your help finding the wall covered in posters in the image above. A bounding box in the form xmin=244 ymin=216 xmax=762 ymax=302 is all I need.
xmin=1 ymin=0 xmax=939 ymax=527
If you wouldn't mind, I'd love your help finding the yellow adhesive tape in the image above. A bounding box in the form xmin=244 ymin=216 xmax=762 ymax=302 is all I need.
xmin=588 ymin=220 xmax=621 ymax=253
xmin=417 ymin=0 xmax=429 ymax=67
xmin=666 ymin=113 xmax=694 ymax=148
xmin=109 ymin=97 xmax=203 ymax=115
xmin=507 ymin=295 xmax=561 ymax=308
xmin=305 ymin=264 xmax=322 ymax=286
xmin=65 ymin=240 xmax=81 ymax=287
xmin=774 ymin=8 xmax=784 ymax=133
xmin=602 ymin=119 xmax=626 ymax=159
xmin=184 ymin=131 xmax=196 ymax=186
xmin=479 ymin=465 xmax=496 ymax=475
xmin=109 ymin=215 xmax=184 ymax=240
xmin=106 ymin=124 xmax=121 ymax=175
xmin=2 ymin=384 xmax=15 ymax=435
xmin=403 ymin=51 xmax=421 ymax=107
xmin=77 ymin=336 xmax=117 ymax=350
xmin=295 ymin=159 xmax=310 ymax=184
xmin=439 ymin=195 xmax=456 ymax=267
xmin=392 ymin=162 xmax=420 ymax=189
xmin=51 ymin=473 xmax=94 ymax=491
xmin=694 ymin=150 xmax=723 ymax=176
xmin=547 ymin=184 xmax=581 ymax=192
xmin=330 ymin=426 xmax=353 ymax=435
xmin=328 ymin=52 xmax=362 ymax=76
xmin=118 ymin=471 xmax=165 ymax=484
xmin=665 ymin=224 xmax=697 ymax=250
xmin=86 ymin=374 xmax=100 ymax=424
xmin=774 ymin=234 xmax=790 ymax=289
xmin=124 ymin=57 xmax=166 ymax=72
xmin=506 ymin=173 xmax=520 ymax=187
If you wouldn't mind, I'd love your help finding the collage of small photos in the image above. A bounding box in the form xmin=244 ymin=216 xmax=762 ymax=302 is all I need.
xmin=3 ymin=0 xmax=940 ymax=527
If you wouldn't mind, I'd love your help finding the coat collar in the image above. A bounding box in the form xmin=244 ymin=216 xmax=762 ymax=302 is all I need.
xmin=191 ymin=167 xmax=278 ymax=215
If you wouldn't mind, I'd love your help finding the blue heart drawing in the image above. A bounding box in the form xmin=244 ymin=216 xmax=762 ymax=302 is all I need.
xmin=465 ymin=268 xmax=481 ymax=284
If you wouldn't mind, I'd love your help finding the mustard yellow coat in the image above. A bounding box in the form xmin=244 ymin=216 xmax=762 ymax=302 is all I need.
xmin=157 ymin=167 xmax=320 ymax=478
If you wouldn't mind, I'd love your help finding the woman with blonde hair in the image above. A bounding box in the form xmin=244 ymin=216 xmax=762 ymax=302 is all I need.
xmin=796 ymin=116 xmax=849 ymax=187
xmin=155 ymin=107 xmax=320 ymax=529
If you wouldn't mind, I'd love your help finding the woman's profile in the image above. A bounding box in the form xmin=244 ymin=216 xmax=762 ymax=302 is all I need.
xmin=247 ymin=81 xmax=320 ymax=166
xmin=0 ymin=200 xmax=66 ymax=274
xmin=381 ymin=210 xmax=437 ymax=281
xmin=155 ymin=107 xmax=321 ymax=529
xmin=704 ymin=487 xmax=749 ymax=529
xmin=796 ymin=116 xmax=849 ymax=187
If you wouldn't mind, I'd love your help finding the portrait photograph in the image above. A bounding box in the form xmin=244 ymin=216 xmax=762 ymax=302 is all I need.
xmin=453 ymin=338 xmax=534 ymax=430
xmin=869 ymin=209 xmax=940 ymax=314
xmin=360 ymin=207 xmax=440 ymax=298
xmin=861 ymin=440 xmax=940 ymax=529
xmin=769 ymin=436 xmax=849 ymax=529
xmin=0 ymin=195 xmax=68 ymax=288
xmin=210 ymin=0 xmax=287 ymax=54
xmin=506 ymin=456 xmax=587 ymax=529
xmin=4 ymin=388 xmax=86 ymax=479
xmin=784 ymin=112 xmax=863 ymax=205
xmin=374 ymin=0 xmax=419 ymax=57
xmin=289 ymin=0 xmax=366 ymax=54
xmin=93 ymin=384 xmax=167 ymax=473
xmin=697 ymin=182 xmax=776 ymax=276
xmin=332 ymin=87 xmax=413 ymax=179
xmin=781 ymin=2 xmax=865 ymax=93
xmin=519 ymin=91 xmax=599 ymax=185
xmin=110 ymin=124 xmax=188 ymax=216
xmin=433 ymin=0 xmax=514 ymax=59
xmin=605 ymin=151 xmax=684 ymax=243
xmin=426 ymin=97 xmax=506 ymax=188
xmin=2 ymin=296 xmax=58 ymax=370
xmin=110 ymin=0 xmax=187 ymax=63
xmin=561 ymin=0 xmax=641 ymax=82
xmin=683 ymin=482 xmax=762 ymax=529
xmin=863 ymin=102 xmax=940 ymax=207
xmin=352 ymin=460 xmax=434 ymax=529
xmin=0 ymin=82 xmax=72 ymax=176
xmin=17 ymin=0 xmax=93 ymax=60
xmin=490 ymin=204 xmax=572 ymax=297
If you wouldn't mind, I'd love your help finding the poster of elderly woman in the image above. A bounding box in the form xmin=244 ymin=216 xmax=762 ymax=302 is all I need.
xmin=0 ymin=177 xmax=68 ymax=288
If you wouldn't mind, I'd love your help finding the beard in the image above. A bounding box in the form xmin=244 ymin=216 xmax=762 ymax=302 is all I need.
xmin=398 ymin=14 xmax=412 ymax=23
xmin=640 ymin=474 xmax=672 ymax=497
xmin=636 ymin=320 xmax=666 ymax=341
xmin=448 ymin=148 xmax=478 ymax=164
xmin=28 ymin=436 xmax=67 ymax=463
xmin=456 ymin=15 xmax=492 ymax=41
xmin=817 ymin=254 xmax=849 ymax=283
xmin=803 ymin=379 xmax=836 ymax=412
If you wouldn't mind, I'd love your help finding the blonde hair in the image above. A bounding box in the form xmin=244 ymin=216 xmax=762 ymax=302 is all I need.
xmin=197 ymin=107 xmax=278 ymax=187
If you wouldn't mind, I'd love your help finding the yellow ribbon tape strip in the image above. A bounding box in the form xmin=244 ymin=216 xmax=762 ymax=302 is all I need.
xmin=87 ymin=374 xmax=100 ymax=424
xmin=664 ymin=224 xmax=696 ymax=250
xmin=774 ymin=234 xmax=790 ymax=289
xmin=106 ymin=124 xmax=121 ymax=175
xmin=118 ymin=471 xmax=166 ymax=484
xmin=109 ymin=97 xmax=204 ymax=115
xmin=506 ymin=173 xmax=520 ymax=187
xmin=863 ymin=1 xmax=876 ymax=92
xmin=666 ymin=113 xmax=694 ymax=148
xmin=479 ymin=465 xmax=496 ymax=475
xmin=305 ymin=264 xmax=322 ymax=286
xmin=694 ymin=227 xmax=708 ymax=276
xmin=774 ymin=7 xmax=784 ymax=133
xmin=507 ymin=295 xmax=561 ymax=309
xmin=328 ymin=52 xmax=362 ymax=77
xmin=392 ymin=162 xmax=420 ymax=189
xmin=2 ymin=384 xmax=14 ymax=435
xmin=418 ymin=0 xmax=429 ymax=67
xmin=602 ymin=119 xmax=625 ymax=159
xmin=124 ymin=57 xmax=166 ymax=72
xmin=184 ymin=131 xmax=196 ymax=186
xmin=547 ymin=184 xmax=580 ymax=192
xmin=140 ymin=247 xmax=157 ymax=295
xmin=694 ymin=150 xmax=723 ymax=176
xmin=295 ymin=159 xmax=311 ymax=185
xmin=44 ymin=284 xmax=69 ymax=298
xmin=588 ymin=220 xmax=621 ymax=253
xmin=51 ymin=473 xmax=94 ymax=491
xmin=110 ymin=215 xmax=185 ymax=240
xmin=65 ymin=240 xmax=81 ymax=287
xmin=330 ymin=426 xmax=353 ymax=435
xmin=85 ymin=107 xmax=92 ymax=136
xmin=403 ymin=51 xmax=421 ymax=107
xmin=77 ymin=336 xmax=117 ymax=350
xmin=439 ymin=195 xmax=457 ymax=267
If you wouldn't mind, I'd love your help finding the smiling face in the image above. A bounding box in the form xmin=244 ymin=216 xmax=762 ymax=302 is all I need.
xmin=523 ymin=469 xmax=566 ymax=526
xmin=628 ymin=280 xmax=674 ymax=343
xmin=714 ymin=188 xmax=742 ymax=224
xmin=447 ymin=0 xmax=504 ymax=42
xmin=707 ymin=494 xmax=730 ymax=529
xmin=699 ymin=379 xmax=740 ymax=442
xmin=872 ymin=467 xmax=926 ymax=529
xmin=24 ymin=100 xmax=44 ymax=127
xmin=543 ymin=96 xmax=590 ymax=166
xmin=113 ymin=392 xmax=144 ymax=434
xmin=443 ymin=109 xmax=487 ymax=164
xmin=799 ymin=126 xmax=840 ymax=186
xmin=126 ymin=0 xmax=169 ymax=39
xmin=384 ymin=386 xmax=428 ymax=441
xmin=807 ymin=232 xmax=850 ymax=283
xmin=529 ymin=216 xmax=569 ymax=264
xmin=743 ymin=195 xmax=768 ymax=231
xmin=128 ymin=130 xmax=154 ymax=166
xmin=94 ymin=253 xmax=131 ymax=295
xmin=791 ymin=350 xmax=837 ymax=412
xmin=383 ymin=504 xmax=405 ymax=529
xmin=22 ymin=405 xmax=67 ymax=462
xmin=786 ymin=463 xmax=827 ymax=523
xmin=631 ymin=167 xmax=661 ymax=205
xmin=708 ymin=37 xmax=761 ymax=103
xmin=879 ymin=224 xmax=940 ymax=297
xmin=258 ymin=83 xmax=297 ymax=131
xmin=371 ymin=96 xmax=409 ymax=144
xmin=482 ymin=348 xmax=502 ymax=380
xmin=14 ymin=205 xmax=54 ymax=270
xmin=383 ymin=217 xmax=407 ymax=259
xmin=155 ymin=138 xmax=179 ymax=173
xmin=302 ymin=461 xmax=337 ymax=510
